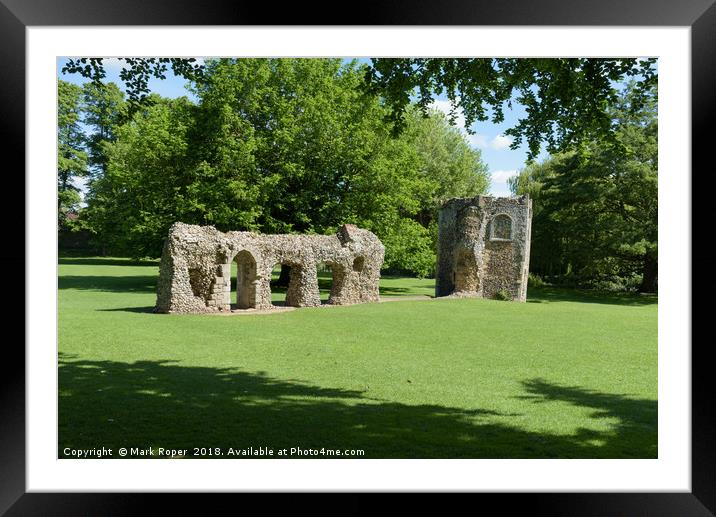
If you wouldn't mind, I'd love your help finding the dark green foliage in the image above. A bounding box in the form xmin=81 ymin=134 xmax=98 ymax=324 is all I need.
xmin=510 ymin=82 xmax=657 ymax=292
xmin=62 ymin=57 xmax=204 ymax=105
xmin=62 ymin=57 xmax=657 ymax=162
xmin=527 ymin=273 xmax=546 ymax=289
xmin=493 ymin=289 xmax=512 ymax=301
xmin=364 ymin=58 xmax=657 ymax=160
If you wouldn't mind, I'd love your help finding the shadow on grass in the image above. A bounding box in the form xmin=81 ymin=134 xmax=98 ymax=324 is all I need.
xmin=518 ymin=378 xmax=657 ymax=457
xmin=379 ymin=286 xmax=411 ymax=296
xmin=58 ymin=354 xmax=657 ymax=459
xmin=99 ymin=306 xmax=156 ymax=314
xmin=59 ymin=257 xmax=160 ymax=267
xmin=527 ymin=287 xmax=658 ymax=306
xmin=59 ymin=276 xmax=158 ymax=293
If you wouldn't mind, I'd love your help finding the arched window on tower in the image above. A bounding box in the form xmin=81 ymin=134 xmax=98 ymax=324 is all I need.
xmin=490 ymin=214 xmax=513 ymax=241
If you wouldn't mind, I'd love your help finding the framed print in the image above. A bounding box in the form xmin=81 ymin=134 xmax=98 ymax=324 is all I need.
xmin=2 ymin=0 xmax=713 ymax=513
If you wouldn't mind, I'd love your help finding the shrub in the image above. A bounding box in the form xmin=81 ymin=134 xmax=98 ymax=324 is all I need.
xmin=493 ymin=289 xmax=512 ymax=301
xmin=527 ymin=273 xmax=546 ymax=288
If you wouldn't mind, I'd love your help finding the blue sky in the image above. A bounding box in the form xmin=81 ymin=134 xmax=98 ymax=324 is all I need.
xmin=428 ymin=96 xmax=546 ymax=195
xmin=58 ymin=57 xmax=548 ymax=196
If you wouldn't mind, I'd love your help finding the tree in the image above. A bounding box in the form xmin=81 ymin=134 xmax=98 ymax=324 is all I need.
xmin=190 ymin=58 xmax=488 ymax=277
xmin=507 ymin=155 xmax=563 ymax=278
xmin=62 ymin=57 xmax=657 ymax=163
xmin=509 ymin=81 xmax=657 ymax=292
xmin=84 ymin=95 xmax=198 ymax=255
xmin=379 ymin=106 xmax=490 ymax=275
xmin=402 ymin=105 xmax=490 ymax=225
xmin=364 ymin=58 xmax=657 ymax=160
xmin=62 ymin=58 xmax=204 ymax=105
xmin=82 ymin=59 xmax=489 ymax=276
xmin=191 ymin=58 xmax=385 ymax=235
xmin=57 ymin=80 xmax=88 ymax=229
xmin=81 ymin=81 xmax=127 ymax=177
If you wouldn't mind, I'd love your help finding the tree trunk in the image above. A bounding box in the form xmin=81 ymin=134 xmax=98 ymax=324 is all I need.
xmin=639 ymin=254 xmax=657 ymax=293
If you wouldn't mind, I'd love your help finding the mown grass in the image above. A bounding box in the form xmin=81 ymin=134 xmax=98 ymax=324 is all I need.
xmin=58 ymin=257 xmax=657 ymax=459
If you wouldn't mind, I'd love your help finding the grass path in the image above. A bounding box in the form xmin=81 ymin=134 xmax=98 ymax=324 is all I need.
xmin=58 ymin=257 xmax=657 ymax=458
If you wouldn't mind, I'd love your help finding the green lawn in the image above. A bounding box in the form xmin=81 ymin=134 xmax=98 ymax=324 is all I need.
xmin=58 ymin=257 xmax=657 ymax=459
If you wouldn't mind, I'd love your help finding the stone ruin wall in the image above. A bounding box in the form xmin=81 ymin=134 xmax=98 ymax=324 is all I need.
xmin=436 ymin=195 xmax=532 ymax=302
xmin=155 ymin=222 xmax=384 ymax=313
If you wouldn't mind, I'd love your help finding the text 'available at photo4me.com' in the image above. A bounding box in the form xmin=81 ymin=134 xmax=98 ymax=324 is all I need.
xmin=61 ymin=446 xmax=367 ymax=458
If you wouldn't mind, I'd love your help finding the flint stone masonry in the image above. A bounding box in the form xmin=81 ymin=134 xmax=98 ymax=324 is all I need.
xmin=436 ymin=195 xmax=532 ymax=302
xmin=155 ymin=222 xmax=384 ymax=313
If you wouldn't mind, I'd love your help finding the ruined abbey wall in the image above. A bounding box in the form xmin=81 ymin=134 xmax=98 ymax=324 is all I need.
xmin=155 ymin=223 xmax=384 ymax=313
xmin=436 ymin=195 xmax=532 ymax=302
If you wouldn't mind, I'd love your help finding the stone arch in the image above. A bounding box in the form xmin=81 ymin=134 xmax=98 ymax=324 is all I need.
xmin=453 ymin=247 xmax=479 ymax=293
xmin=325 ymin=261 xmax=347 ymax=304
xmin=234 ymin=250 xmax=258 ymax=309
xmin=187 ymin=268 xmax=204 ymax=297
xmin=316 ymin=261 xmax=334 ymax=304
xmin=154 ymin=222 xmax=385 ymax=313
xmin=490 ymin=213 xmax=513 ymax=240
xmin=352 ymin=256 xmax=365 ymax=273
xmin=268 ymin=260 xmax=294 ymax=307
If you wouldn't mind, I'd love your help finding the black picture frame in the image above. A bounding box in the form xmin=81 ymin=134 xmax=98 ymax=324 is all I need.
xmin=2 ymin=0 xmax=711 ymax=513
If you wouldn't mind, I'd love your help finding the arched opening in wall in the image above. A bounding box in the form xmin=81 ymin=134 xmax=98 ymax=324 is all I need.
xmin=269 ymin=263 xmax=289 ymax=306
xmin=352 ymin=256 xmax=365 ymax=273
xmin=232 ymin=250 xmax=257 ymax=309
xmin=187 ymin=268 xmax=203 ymax=297
xmin=454 ymin=249 xmax=479 ymax=293
xmin=490 ymin=214 xmax=513 ymax=240
xmin=316 ymin=262 xmax=334 ymax=304
xmin=325 ymin=261 xmax=347 ymax=304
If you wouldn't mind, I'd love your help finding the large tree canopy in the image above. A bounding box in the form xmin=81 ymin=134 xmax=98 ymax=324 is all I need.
xmin=84 ymin=95 xmax=197 ymax=255
xmin=509 ymin=81 xmax=657 ymax=292
xmin=80 ymin=59 xmax=489 ymax=276
xmin=365 ymin=58 xmax=657 ymax=160
xmin=62 ymin=57 xmax=657 ymax=161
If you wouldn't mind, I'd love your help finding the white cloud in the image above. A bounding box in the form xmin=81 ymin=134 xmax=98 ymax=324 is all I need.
xmin=101 ymin=57 xmax=206 ymax=75
xmin=467 ymin=133 xmax=488 ymax=148
xmin=490 ymin=134 xmax=513 ymax=151
xmin=430 ymin=99 xmax=467 ymax=130
xmin=490 ymin=169 xmax=518 ymax=183
xmin=429 ymin=99 xmax=491 ymax=149
xmin=429 ymin=100 xmax=514 ymax=152
xmin=101 ymin=57 xmax=125 ymax=73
